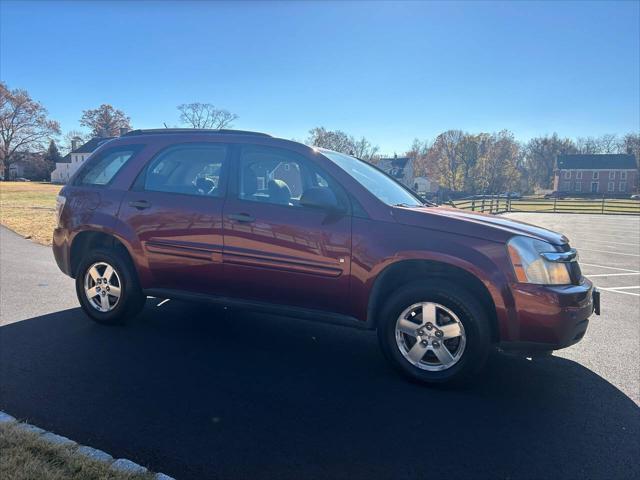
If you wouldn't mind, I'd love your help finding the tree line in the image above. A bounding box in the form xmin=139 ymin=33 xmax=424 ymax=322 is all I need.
xmin=1 ymin=81 xmax=638 ymax=192
xmin=308 ymin=128 xmax=640 ymax=194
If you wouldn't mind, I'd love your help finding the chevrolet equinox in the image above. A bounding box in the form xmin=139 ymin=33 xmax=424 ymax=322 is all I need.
xmin=53 ymin=129 xmax=600 ymax=384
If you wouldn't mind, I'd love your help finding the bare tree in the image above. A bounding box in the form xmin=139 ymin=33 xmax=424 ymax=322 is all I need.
xmin=426 ymin=130 xmax=467 ymax=191
xmin=80 ymin=104 xmax=131 ymax=137
xmin=473 ymin=130 xmax=521 ymax=194
xmin=523 ymin=134 xmax=577 ymax=189
xmin=0 ymin=82 xmax=61 ymax=176
xmin=597 ymin=134 xmax=620 ymax=153
xmin=620 ymin=132 xmax=640 ymax=160
xmin=61 ymin=130 xmax=91 ymax=154
xmin=351 ymin=136 xmax=380 ymax=162
xmin=576 ymin=136 xmax=600 ymax=154
xmin=577 ymin=134 xmax=621 ymax=154
xmin=177 ymin=103 xmax=238 ymax=129
xmin=306 ymin=127 xmax=379 ymax=162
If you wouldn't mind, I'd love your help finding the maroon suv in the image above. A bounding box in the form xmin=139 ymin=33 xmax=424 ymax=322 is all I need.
xmin=53 ymin=129 xmax=599 ymax=384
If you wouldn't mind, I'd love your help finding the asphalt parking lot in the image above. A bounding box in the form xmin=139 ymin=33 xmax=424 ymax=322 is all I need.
xmin=1 ymin=214 xmax=639 ymax=480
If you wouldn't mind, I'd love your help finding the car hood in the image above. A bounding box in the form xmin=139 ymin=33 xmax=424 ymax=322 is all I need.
xmin=392 ymin=206 xmax=569 ymax=246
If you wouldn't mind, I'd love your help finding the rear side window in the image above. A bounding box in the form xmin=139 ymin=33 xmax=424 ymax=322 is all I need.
xmin=143 ymin=144 xmax=228 ymax=197
xmin=76 ymin=147 xmax=140 ymax=186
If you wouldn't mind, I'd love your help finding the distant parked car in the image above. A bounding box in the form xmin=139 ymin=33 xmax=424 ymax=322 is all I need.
xmin=544 ymin=191 xmax=565 ymax=199
xmin=15 ymin=177 xmax=31 ymax=182
xmin=461 ymin=194 xmax=493 ymax=200
xmin=631 ymin=194 xmax=640 ymax=200
xmin=52 ymin=128 xmax=599 ymax=385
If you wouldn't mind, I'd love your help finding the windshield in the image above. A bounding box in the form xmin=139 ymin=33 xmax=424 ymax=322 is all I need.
xmin=319 ymin=149 xmax=424 ymax=207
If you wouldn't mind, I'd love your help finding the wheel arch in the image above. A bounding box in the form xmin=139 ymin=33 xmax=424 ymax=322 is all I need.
xmin=366 ymin=258 xmax=500 ymax=343
xmin=69 ymin=229 xmax=137 ymax=279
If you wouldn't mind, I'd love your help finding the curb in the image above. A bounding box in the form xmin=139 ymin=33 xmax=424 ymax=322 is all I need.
xmin=0 ymin=410 xmax=175 ymax=479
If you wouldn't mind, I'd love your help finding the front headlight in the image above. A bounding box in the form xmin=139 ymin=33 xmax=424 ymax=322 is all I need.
xmin=507 ymin=236 xmax=572 ymax=285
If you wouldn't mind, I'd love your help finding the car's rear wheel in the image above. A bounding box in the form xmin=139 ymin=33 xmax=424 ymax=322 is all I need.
xmin=377 ymin=280 xmax=490 ymax=385
xmin=75 ymin=248 xmax=145 ymax=324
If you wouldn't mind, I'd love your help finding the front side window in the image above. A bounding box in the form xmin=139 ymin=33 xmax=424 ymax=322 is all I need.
xmin=238 ymin=145 xmax=346 ymax=209
xmin=320 ymin=149 xmax=423 ymax=207
xmin=76 ymin=146 xmax=139 ymax=186
xmin=144 ymin=144 xmax=228 ymax=197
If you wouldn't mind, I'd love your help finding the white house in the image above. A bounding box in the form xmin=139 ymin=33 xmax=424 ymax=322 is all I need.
xmin=377 ymin=155 xmax=438 ymax=194
xmin=51 ymin=136 xmax=115 ymax=183
xmin=377 ymin=155 xmax=414 ymax=187
xmin=412 ymin=176 xmax=439 ymax=194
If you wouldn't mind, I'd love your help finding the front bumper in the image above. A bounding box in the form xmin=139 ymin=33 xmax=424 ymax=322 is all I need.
xmin=500 ymin=279 xmax=599 ymax=353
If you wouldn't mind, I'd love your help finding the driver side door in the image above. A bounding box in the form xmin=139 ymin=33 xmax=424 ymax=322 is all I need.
xmin=222 ymin=144 xmax=353 ymax=315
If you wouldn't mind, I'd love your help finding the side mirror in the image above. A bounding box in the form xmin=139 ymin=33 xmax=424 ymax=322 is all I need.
xmin=300 ymin=187 xmax=344 ymax=213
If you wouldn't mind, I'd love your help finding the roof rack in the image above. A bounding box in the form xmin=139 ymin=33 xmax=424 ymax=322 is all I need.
xmin=123 ymin=128 xmax=271 ymax=137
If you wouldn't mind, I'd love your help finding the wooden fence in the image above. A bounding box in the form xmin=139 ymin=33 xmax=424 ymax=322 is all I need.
xmin=450 ymin=196 xmax=640 ymax=215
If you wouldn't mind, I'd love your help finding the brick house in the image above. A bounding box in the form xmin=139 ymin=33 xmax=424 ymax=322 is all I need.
xmin=553 ymin=154 xmax=638 ymax=195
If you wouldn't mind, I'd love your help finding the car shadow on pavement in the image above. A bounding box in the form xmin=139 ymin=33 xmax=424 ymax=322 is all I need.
xmin=1 ymin=300 xmax=638 ymax=480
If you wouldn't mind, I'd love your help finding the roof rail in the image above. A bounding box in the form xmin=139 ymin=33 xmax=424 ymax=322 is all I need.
xmin=123 ymin=128 xmax=271 ymax=137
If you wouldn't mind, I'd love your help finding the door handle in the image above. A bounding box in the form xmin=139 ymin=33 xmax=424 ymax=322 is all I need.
xmin=129 ymin=200 xmax=152 ymax=210
xmin=228 ymin=213 xmax=255 ymax=223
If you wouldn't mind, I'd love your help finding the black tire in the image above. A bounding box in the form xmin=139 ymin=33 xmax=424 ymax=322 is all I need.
xmin=75 ymin=247 xmax=145 ymax=325
xmin=377 ymin=280 xmax=491 ymax=385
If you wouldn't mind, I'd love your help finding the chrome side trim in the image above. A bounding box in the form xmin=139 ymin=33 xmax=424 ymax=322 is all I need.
xmin=540 ymin=248 xmax=578 ymax=263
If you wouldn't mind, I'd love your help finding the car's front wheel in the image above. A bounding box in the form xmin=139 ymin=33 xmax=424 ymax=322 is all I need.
xmin=377 ymin=280 xmax=491 ymax=385
xmin=75 ymin=248 xmax=145 ymax=324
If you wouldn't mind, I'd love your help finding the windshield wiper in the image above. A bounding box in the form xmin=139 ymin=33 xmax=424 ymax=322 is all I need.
xmin=393 ymin=202 xmax=428 ymax=208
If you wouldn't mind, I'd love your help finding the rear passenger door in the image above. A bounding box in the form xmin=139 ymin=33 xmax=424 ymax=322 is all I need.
xmin=119 ymin=143 xmax=229 ymax=294
xmin=222 ymin=144 xmax=352 ymax=315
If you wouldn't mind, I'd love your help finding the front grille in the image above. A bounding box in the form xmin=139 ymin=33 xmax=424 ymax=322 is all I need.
xmin=568 ymin=261 xmax=583 ymax=284
xmin=561 ymin=243 xmax=583 ymax=284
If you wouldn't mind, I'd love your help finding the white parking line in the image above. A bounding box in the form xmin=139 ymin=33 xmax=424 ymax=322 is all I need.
xmin=598 ymin=287 xmax=640 ymax=297
xmin=603 ymin=285 xmax=640 ymax=290
xmin=574 ymin=239 xmax=640 ymax=247
xmin=587 ymin=272 xmax=640 ymax=277
xmin=580 ymin=263 xmax=640 ymax=272
xmin=578 ymin=248 xmax=640 ymax=257
xmin=569 ymin=232 xmax=640 ymax=240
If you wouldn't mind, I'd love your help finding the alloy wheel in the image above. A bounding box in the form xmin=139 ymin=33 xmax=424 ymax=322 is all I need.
xmin=395 ymin=302 xmax=467 ymax=371
xmin=83 ymin=262 xmax=122 ymax=312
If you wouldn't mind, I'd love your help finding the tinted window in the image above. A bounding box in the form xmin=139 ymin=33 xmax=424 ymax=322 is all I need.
xmin=320 ymin=149 xmax=423 ymax=207
xmin=76 ymin=147 xmax=138 ymax=186
xmin=238 ymin=145 xmax=346 ymax=209
xmin=144 ymin=144 xmax=228 ymax=197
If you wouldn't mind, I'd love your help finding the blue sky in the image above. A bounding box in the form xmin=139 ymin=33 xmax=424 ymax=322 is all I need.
xmin=1 ymin=0 xmax=638 ymax=153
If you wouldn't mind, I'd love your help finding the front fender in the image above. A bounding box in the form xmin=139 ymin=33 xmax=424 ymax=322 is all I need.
xmin=350 ymin=218 xmax=516 ymax=339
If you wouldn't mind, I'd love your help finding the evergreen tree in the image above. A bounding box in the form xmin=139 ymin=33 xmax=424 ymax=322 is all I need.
xmin=44 ymin=139 xmax=62 ymax=173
